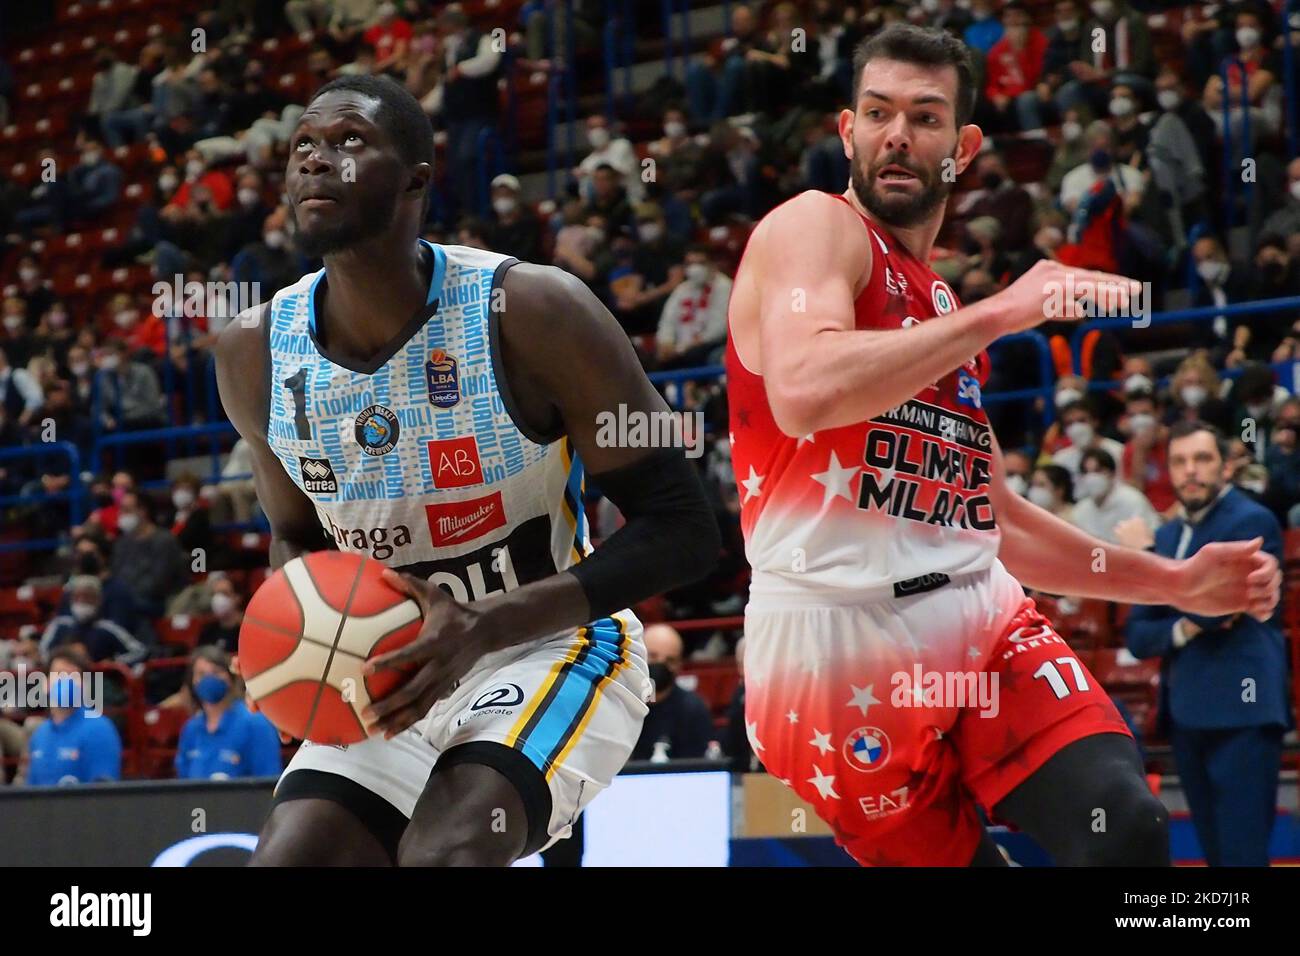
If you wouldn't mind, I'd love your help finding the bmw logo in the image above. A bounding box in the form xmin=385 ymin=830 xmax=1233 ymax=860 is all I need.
xmin=354 ymin=405 xmax=400 ymax=456
xmin=843 ymin=726 xmax=892 ymax=772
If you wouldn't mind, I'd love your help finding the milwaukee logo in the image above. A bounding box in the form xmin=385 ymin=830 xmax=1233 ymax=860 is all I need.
xmin=426 ymin=492 xmax=506 ymax=547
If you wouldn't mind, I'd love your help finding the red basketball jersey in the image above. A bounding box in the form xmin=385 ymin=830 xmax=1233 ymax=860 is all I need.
xmin=725 ymin=192 xmax=1002 ymax=596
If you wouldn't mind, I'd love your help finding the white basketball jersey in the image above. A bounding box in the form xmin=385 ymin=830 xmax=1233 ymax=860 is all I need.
xmin=263 ymin=241 xmax=590 ymax=602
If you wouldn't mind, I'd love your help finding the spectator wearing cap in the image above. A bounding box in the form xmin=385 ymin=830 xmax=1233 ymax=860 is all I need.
xmin=630 ymin=625 xmax=714 ymax=762
xmin=608 ymin=204 xmax=686 ymax=337
xmin=655 ymin=246 xmax=731 ymax=370
xmin=483 ymin=174 xmax=542 ymax=262
xmin=39 ymin=576 xmax=148 ymax=666
xmin=575 ymin=115 xmax=643 ymax=204
xmin=175 ymin=646 xmax=282 ymax=779
xmin=25 ymin=648 xmax=122 ymax=786
xmin=110 ymin=491 xmax=190 ymax=622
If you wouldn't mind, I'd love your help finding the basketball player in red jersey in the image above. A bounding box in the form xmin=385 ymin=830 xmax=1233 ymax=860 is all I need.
xmin=726 ymin=24 xmax=1281 ymax=866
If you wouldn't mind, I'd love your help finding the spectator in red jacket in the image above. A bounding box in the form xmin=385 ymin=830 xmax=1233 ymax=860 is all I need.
xmin=982 ymin=1 xmax=1048 ymax=132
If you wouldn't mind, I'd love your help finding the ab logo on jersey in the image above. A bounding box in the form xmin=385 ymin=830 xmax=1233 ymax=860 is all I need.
xmin=354 ymin=405 xmax=400 ymax=456
xmin=843 ymin=726 xmax=891 ymax=772
xmin=427 ymin=436 xmax=481 ymax=488
xmin=931 ymin=280 xmax=956 ymax=315
xmin=426 ymin=348 xmax=460 ymax=408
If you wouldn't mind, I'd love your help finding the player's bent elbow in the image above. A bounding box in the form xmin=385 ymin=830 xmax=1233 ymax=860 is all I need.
xmin=767 ymin=386 xmax=820 ymax=438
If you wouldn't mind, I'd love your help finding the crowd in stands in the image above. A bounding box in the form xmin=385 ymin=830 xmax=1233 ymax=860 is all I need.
xmin=0 ymin=0 xmax=1297 ymax=783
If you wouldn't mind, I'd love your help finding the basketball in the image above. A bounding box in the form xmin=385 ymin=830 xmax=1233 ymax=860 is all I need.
xmin=238 ymin=552 xmax=424 ymax=745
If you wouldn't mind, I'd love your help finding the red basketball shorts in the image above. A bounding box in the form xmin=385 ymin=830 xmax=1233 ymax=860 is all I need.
xmin=742 ymin=560 xmax=1131 ymax=866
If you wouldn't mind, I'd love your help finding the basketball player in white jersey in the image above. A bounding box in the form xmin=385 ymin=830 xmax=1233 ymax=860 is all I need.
xmin=726 ymin=24 xmax=1280 ymax=866
xmin=216 ymin=75 xmax=719 ymax=865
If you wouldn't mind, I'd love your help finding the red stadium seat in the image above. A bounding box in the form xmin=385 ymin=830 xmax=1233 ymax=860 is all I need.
xmin=155 ymin=613 xmax=210 ymax=650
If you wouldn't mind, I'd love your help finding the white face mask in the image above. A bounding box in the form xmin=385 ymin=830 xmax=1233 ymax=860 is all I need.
xmin=1091 ymin=0 xmax=1115 ymax=19
xmin=492 ymin=196 xmax=518 ymax=216
xmin=1127 ymin=412 xmax=1156 ymax=434
xmin=1290 ymin=181 xmax=1300 ymax=202
xmin=82 ymin=151 xmax=101 ymax=166
xmin=1005 ymin=474 xmax=1028 ymax=497
xmin=1236 ymin=27 xmax=1261 ymax=50
xmin=70 ymin=601 xmax=98 ymax=622
xmin=101 ymin=354 xmax=120 ymax=372
xmin=1066 ymin=421 xmax=1095 ymax=447
xmin=1157 ymin=89 xmax=1181 ymax=111
xmin=639 ymin=222 xmax=663 ymax=243
xmin=18 ymin=266 xmax=38 ymax=283
xmin=1109 ymin=97 xmax=1135 ymax=118
xmin=116 ymin=512 xmax=140 ymax=533
xmin=685 ymin=263 xmax=710 ymax=284
xmin=116 ymin=310 xmax=138 ymax=328
xmin=1078 ymin=471 xmax=1112 ymax=500
xmin=1058 ymin=17 xmax=1079 ymax=31
xmin=1055 ymin=387 xmax=1083 ymax=409
xmin=1197 ymin=259 xmax=1228 ymax=285
xmin=1061 ymin=120 xmax=1083 ymax=142
xmin=48 ymin=310 xmax=68 ymax=329
xmin=1246 ymin=401 xmax=1270 ymax=420
xmin=264 ymin=231 xmax=286 ymax=249
xmin=1239 ymin=480 xmax=1266 ymax=494
xmin=664 ymin=121 xmax=686 ymax=139
xmin=587 ymin=127 xmax=611 ymax=149
xmin=3 ymin=315 xmax=23 ymax=333
xmin=70 ymin=361 xmax=89 ymax=377
xmin=210 ymin=592 xmax=237 ymax=617
xmin=1180 ymin=384 xmax=1208 ymax=407
xmin=159 ymin=174 xmax=179 ymax=192
xmin=1028 ymin=485 xmax=1056 ymax=509
xmin=237 ymin=187 xmax=259 ymax=207
xmin=172 ymin=489 xmax=195 ymax=510
xmin=185 ymin=159 xmax=205 ymax=181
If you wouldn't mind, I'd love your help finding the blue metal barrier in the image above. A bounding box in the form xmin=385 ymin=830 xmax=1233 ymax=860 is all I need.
xmin=0 ymin=442 xmax=84 ymax=554
xmin=91 ymin=422 xmax=237 ymax=490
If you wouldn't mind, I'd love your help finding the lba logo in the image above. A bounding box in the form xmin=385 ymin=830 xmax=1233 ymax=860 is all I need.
xmin=843 ymin=726 xmax=891 ymax=772
xmin=427 ymin=436 xmax=482 ymax=488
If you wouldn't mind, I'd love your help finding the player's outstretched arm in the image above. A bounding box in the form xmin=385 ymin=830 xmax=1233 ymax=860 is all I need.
xmin=754 ymin=193 xmax=1143 ymax=436
xmin=363 ymin=264 xmax=721 ymax=737
xmin=988 ymin=433 xmax=1281 ymax=620
xmin=214 ymin=307 xmax=331 ymax=569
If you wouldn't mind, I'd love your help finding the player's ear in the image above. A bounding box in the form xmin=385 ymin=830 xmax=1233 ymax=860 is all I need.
xmin=837 ymin=107 xmax=855 ymax=160
xmin=953 ymin=122 xmax=983 ymax=176
xmin=407 ymin=161 xmax=434 ymax=194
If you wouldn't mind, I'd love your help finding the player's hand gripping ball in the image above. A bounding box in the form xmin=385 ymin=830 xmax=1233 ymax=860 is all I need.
xmin=239 ymin=552 xmax=424 ymax=744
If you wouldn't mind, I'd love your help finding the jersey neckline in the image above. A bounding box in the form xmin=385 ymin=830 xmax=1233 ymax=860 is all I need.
xmin=306 ymin=238 xmax=446 ymax=375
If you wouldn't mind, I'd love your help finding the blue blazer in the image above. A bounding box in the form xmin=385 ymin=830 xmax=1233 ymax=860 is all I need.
xmin=1125 ymin=487 xmax=1291 ymax=731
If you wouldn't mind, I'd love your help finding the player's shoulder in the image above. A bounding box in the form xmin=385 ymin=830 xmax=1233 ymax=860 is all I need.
xmin=499 ymin=260 xmax=598 ymax=320
xmin=751 ymin=190 xmax=870 ymax=256
xmin=215 ymin=301 xmax=272 ymax=362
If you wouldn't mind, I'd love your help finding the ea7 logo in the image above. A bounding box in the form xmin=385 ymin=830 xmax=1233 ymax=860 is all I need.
xmin=50 ymin=886 xmax=151 ymax=936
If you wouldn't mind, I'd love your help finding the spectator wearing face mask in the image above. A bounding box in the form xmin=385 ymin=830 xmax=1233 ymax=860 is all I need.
xmin=630 ymin=625 xmax=715 ymax=762
xmin=1018 ymin=0 xmax=1086 ymax=131
xmin=110 ymin=491 xmax=189 ymax=621
xmin=656 ymin=246 xmax=732 ymax=370
xmin=39 ymin=576 xmax=147 ymax=666
xmin=14 ymin=256 xmax=55 ymax=324
xmin=104 ymin=293 xmax=166 ymax=359
xmin=1147 ymin=69 xmax=1209 ymax=245
xmin=95 ymin=338 xmax=166 ymax=433
xmin=168 ymin=473 xmax=213 ymax=559
xmin=175 ymin=646 xmax=282 ymax=779
xmin=1002 ymin=448 xmax=1036 ymax=498
xmin=1045 ymin=108 xmax=1089 ymax=195
xmin=609 ymin=203 xmax=686 ymax=337
xmin=231 ymin=209 xmax=303 ymax=303
xmin=1228 ymin=362 xmax=1288 ymax=458
xmin=1247 ymin=241 xmax=1300 ymax=330
xmin=575 ymin=115 xmax=643 ymax=204
xmin=963 ymin=0 xmax=1005 ymax=55
xmin=955 ymin=151 xmax=1035 ymax=252
xmin=220 ymin=169 xmax=272 ymax=262
xmin=197 ymin=577 xmax=244 ymax=654
xmin=30 ymin=302 xmax=75 ymax=363
xmin=1202 ymin=8 xmax=1281 ymax=138
xmin=25 ymin=649 xmax=122 ymax=786
xmin=0 ymin=297 xmax=35 ymax=369
xmin=1058 ymin=0 xmax=1155 ymax=121
xmin=1167 ymin=353 xmax=1233 ymax=433
xmin=1027 ymin=463 xmax=1076 ymax=521
xmin=483 ymin=174 xmax=542 ymax=263
xmin=1182 ymin=0 xmax=1275 ymax=89
xmin=1051 ymin=399 xmax=1126 ymax=484
xmin=1121 ymin=388 xmax=1175 ymax=514
xmin=59 ymin=540 xmax=140 ymax=636
xmin=1059 ymin=122 xmax=1145 ymax=215
xmin=1070 ymin=447 xmax=1158 ymax=543
xmin=1190 ymin=236 xmax=1251 ymax=362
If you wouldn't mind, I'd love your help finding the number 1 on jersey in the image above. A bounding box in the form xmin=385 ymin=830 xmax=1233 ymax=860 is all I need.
xmin=283 ymin=367 xmax=312 ymax=441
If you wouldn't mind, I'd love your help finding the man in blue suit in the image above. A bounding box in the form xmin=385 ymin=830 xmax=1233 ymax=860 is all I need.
xmin=1127 ymin=420 xmax=1291 ymax=866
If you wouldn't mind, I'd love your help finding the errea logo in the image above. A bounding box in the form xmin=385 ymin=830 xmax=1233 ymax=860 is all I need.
xmin=50 ymin=886 xmax=151 ymax=936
